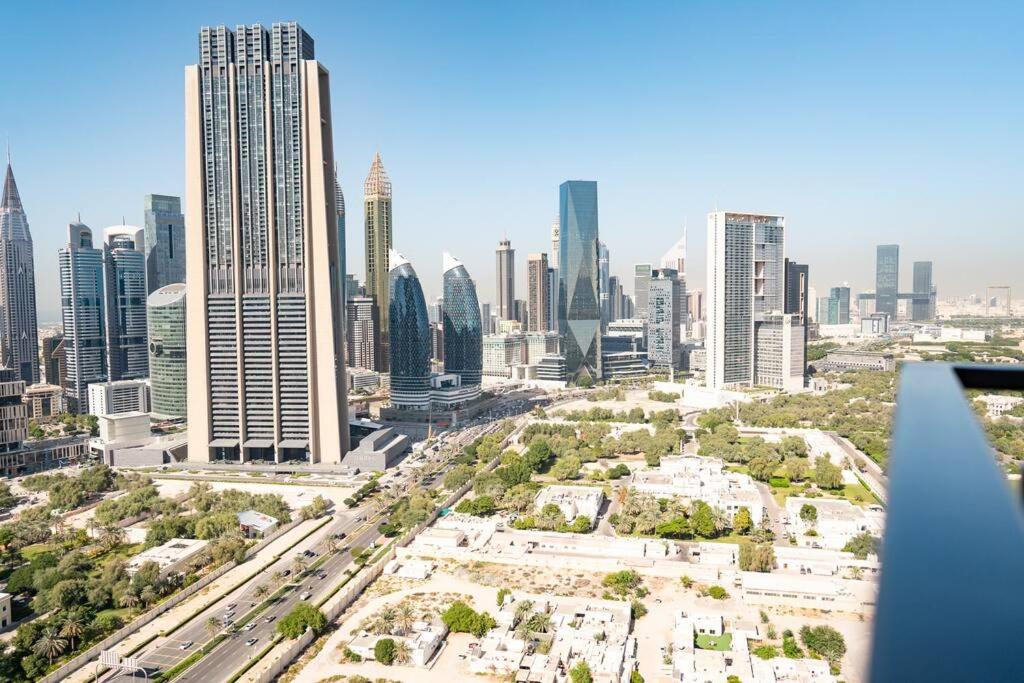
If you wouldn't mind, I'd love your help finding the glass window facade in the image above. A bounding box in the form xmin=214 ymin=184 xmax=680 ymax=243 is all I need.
xmin=558 ymin=181 xmax=601 ymax=382
xmin=443 ymin=260 xmax=483 ymax=386
xmin=875 ymin=244 xmax=900 ymax=317
xmin=148 ymin=283 xmax=187 ymax=419
xmin=388 ymin=259 xmax=431 ymax=408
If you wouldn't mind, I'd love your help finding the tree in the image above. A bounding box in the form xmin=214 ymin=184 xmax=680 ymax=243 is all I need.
xmin=654 ymin=516 xmax=690 ymax=539
xmin=374 ymin=637 xmax=397 ymax=665
xmin=748 ymin=455 xmax=778 ymax=482
xmin=783 ymin=635 xmax=804 ymax=658
xmin=753 ymin=644 xmax=779 ymax=660
xmin=496 ymin=587 xmax=512 ymax=607
xmin=799 ymin=625 xmax=846 ymax=665
xmin=814 ymin=460 xmax=843 ymax=490
xmin=842 ymin=532 xmax=881 ymax=559
xmin=118 ymin=591 xmax=141 ymax=616
xmin=783 ymin=457 xmax=808 ymax=482
xmin=395 ymin=603 xmax=416 ymax=637
xmin=59 ymin=614 xmax=86 ymax=651
xmin=689 ymin=500 xmax=717 ymax=538
xmin=570 ymin=660 xmax=594 ymax=683
xmin=630 ymin=671 xmax=645 ymax=683
xmin=601 ymin=570 xmax=642 ymax=596
xmin=277 ymin=603 xmax=327 ymax=639
xmin=738 ymin=542 xmax=775 ymax=572
xmin=707 ymin=585 xmax=728 ymax=600
xmin=551 ymin=454 xmax=582 ymax=481
xmin=441 ymin=601 xmax=496 ymax=637
xmin=33 ymin=626 xmax=67 ymax=666
xmin=733 ymin=507 xmax=753 ymax=535
xmin=393 ymin=638 xmax=412 ymax=665
xmin=444 ymin=464 xmax=476 ymax=490
xmin=799 ymin=503 xmax=818 ymax=524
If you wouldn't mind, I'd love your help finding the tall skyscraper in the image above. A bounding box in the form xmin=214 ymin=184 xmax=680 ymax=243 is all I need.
xmin=547 ymin=268 xmax=558 ymax=332
xmin=480 ymin=302 xmax=492 ymax=335
xmin=648 ymin=268 xmax=682 ymax=370
xmin=829 ymin=286 xmax=851 ymax=324
xmin=608 ymin=275 xmax=621 ymax=322
xmin=783 ymin=259 xmax=809 ymax=374
xmin=364 ymin=152 xmax=393 ymax=372
xmin=388 ymin=250 xmax=431 ymax=411
xmin=558 ymin=181 xmax=601 ymax=383
xmin=706 ymin=212 xmax=786 ymax=390
xmin=334 ymin=170 xmax=347 ymax=335
xmin=527 ymin=253 xmax=550 ymax=332
xmin=875 ymin=244 xmax=900 ymax=317
xmin=59 ymin=222 xmax=107 ymax=414
xmin=143 ymin=194 xmax=186 ymax=294
xmin=103 ymin=226 xmax=149 ymax=381
xmin=598 ymin=241 xmax=610 ymax=331
xmin=0 ymin=159 xmax=40 ymax=384
xmin=148 ymin=283 xmax=186 ymax=419
xmin=912 ymin=261 xmax=935 ymax=321
xmin=346 ymin=295 xmax=377 ymax=371
xmin=634 ymin=263 xmax=652 ymax=319
xmin=443 ymin=253 xmax=483 ymax=387
xmin=184 ymin=22 xmax=349 ymax=463
xmin=495 ymin=238 xmax=515 ymax=320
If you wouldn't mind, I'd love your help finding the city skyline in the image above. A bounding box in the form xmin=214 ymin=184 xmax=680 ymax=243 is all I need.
xmin=2 ymin=2 xmax=1021 ymax=322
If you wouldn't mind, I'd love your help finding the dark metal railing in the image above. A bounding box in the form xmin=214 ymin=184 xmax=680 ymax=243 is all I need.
xmin=870 ymin=362 xmax=1024 ymax=681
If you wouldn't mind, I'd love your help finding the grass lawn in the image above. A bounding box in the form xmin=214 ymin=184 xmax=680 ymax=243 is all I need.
xmin=95 ymin=607 xmax=131 ymax=621
xmin=696 ymin=632 xmax=733 ymax=651
xmin=693 ymin=531 xmax=748 ymax=545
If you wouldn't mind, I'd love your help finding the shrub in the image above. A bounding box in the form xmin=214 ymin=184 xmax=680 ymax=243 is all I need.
xmin=753 ymin=645 xmax=779 ymax=660
xmin=442 ymin=601 xmax=496 ymax=637
xmin=707 ymin=585 xmax=728 ymax=600
xmin=276 ymin=603 xmax=327 ymax=639
xmin=374 ymin=638 xmax=396 ymax=665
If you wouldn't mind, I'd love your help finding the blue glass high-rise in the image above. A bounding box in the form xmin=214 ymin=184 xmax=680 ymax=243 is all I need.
xmin=388 ymin=250 xmax=431 ymax=409
xmin=442 ymin=253 xmax=483 ymax=386
xmin=558 ymin=180 xmax=602 ymax=382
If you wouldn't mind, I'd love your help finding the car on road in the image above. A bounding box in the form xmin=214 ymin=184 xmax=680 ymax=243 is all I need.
xmin=246 ymin=638 xmax=258 ymax=646
xmin=265 ymin=615 xmax=276 ymax=623
xmin=244 ymin=623 xmax=257 ymax=631
xmin=282 ymin=569 xmax=291 ymax=576
xmin=300 ymin=591 xmax=312 ymax=600
xmin=179 ymin=641 xmax=193 ymax=650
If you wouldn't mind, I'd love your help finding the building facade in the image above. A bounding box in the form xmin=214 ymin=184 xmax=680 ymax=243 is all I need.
xmin=495 ymin=238 xmax=515 ymax=321
xmin=598 ymin=241 xmax=610 ymax=331
xmin=41 ymin=335 xmax=66 ymax=389
xmin=754 ymin=313 xmax=805 ymax=392
xmin=527 ymin=253 xmax=550 ymax=332
xmin=648 ymin=268 xmax=682 ymax=370
xmin=875 ymin=244 xmax=899 ymax=317
xmin=103 ymin=227 xmax=149 ymax=381
xmin=59 ymin=222 xmax=107 ymax=414
xmin=388 ymin=251 xmax=431 ymax=411
xmin=88 ymin=379 xmax=150 ymax=416
xmin=912 ymin=261 xmax=935 ymax=321
xmin=23 ymin=383 xmax=63 ymax=421
xmin=442 ymin=253 xmax=483 ymax=387
xmin=364 ymin=153 xmax=392 ymax=372
xmin=0 ymin=160 xmax=40 ymax=385
xmin=633 ymin=263 xmax=652 ymax=319
xmin=184 ymin=22 xmax=349 ymax=463
xmin=706 ymin=212 xmax=786 ymax=389
xmin=148 ymin=283 xmax=186 ymax=419
xmin=558 ymin=181 xmax=602 ymax=383
xmin=346 ymin=295 xmax=377 ymax=371
xmin=143 ymin=194 xmax=186 ymax=293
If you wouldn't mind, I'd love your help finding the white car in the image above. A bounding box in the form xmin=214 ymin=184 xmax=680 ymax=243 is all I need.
xmin=179 ymin=641 xmax=193 ymax=650
xmin=246 ymin=638 xmax=258 ymax=646
xmin=300 ymin=591 xmax=312 ymax=600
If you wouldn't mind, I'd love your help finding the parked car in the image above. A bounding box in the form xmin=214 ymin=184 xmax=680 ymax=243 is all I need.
xmin=179 ymin=641 xmax=193 ymax=650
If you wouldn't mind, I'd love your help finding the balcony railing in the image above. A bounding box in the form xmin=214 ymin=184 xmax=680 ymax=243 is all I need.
xmin=870 ymin=362 xmax=1024 ymax=681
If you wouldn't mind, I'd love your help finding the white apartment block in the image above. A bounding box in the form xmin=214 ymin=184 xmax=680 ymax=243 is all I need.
xmin=632 ymin=456 xmax=765 ymax=525
xmin=754 ymin=313 xmax=805 ymax=392
xmin=87 ymin=378 xmax=150 ymax=416
xmin=785 ymin=496 xmax=885 ymax=550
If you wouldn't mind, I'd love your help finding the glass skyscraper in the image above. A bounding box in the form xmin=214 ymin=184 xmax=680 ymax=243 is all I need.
xmin=558 ymin=180 xmax=601 ymax=382
xmin=103 ymin=227 xmax=149 ymax=381
xmin=442 ymin=253 xmax=483 ymax=386
xmin=143 ymin=194 xmax=185 ymax=294
xmin=147 ymin=283 xmax=186 ymax=419
xmin=912 ymin=261 xmax=935 ymax=321
xmin=875 ymin=244 xmax=900 ymax=317
xmin=388 ymin=250 xmax=431 ymax=410
xmin=364 ymin=153 xmax=392 ymax=372
xmin=59 ymin=223 xmax=107 ymax=414
xmin=0 ymin=160 xmax=40 ymax=384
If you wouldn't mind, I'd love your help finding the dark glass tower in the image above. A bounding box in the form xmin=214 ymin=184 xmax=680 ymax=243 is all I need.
xmin=912 ymin=261 xmax=935 ymax=321
xmin=388 ymin=250 xmax=431 ymax=409
xmin=442 ymin=253 xmax=483 ymax=386
xmin=875 ymin=244 xmax=900 ymax=317
xmin=558 ymin=180 xmax=601 ymax=382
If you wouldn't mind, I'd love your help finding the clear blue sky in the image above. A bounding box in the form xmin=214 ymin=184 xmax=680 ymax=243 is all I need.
xmin=3 ymin=1 xmax=1021 ymax=320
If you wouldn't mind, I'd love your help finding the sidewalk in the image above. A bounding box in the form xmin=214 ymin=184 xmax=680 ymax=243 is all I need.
xmin=63 ymin=518 xmax=325 ymax=683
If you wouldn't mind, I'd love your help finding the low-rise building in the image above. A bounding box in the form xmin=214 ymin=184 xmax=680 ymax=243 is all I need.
xmin=534 ymin=485 xmax=604 ymax=525
xmin=819 ymin=350 xmax=895 ymax=372
xmin=536 ymin=354 xmax=567 ymax=382
xmin=348 ymin=620 xmax=447 ymax=667
xmin=23 ymin=384 xmax=64 ymax=421
xmin=784 ymin=497 xmax=885 ymax=550
xmin=601 ymin=351 xmax=648 ymax=381
xmin=126 ymin=538 xmax=208 ymax=578
xmin=632 ymin=456 xmax=765 ymax=525
xmin=347 ymin=367 xmax=382 ymax=393
xmin=0 ymin=592 xmax=11 ymax=630
xmin=977 ymin=393 xmax=1024 ymax=418
xmin=343 ymin=427 xmax=411 ymax=471
xmin=237 ymin=510 xmax=279 ymax=538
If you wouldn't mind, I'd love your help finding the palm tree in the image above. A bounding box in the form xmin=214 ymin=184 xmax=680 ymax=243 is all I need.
xmin=33 ymin=627 xmax=67 ymax=666
xmin=526 ymin=612 xmax=552 ymax=634
xmin=118 ymin=591 xmax=141 ymax=616
xmin=205 ymin=617 xmax=221 ymax=639
xmin=291 ymin=555 xmax=308 ymax=576
xmin=374 ymin=606 xmax=397 ymax=635
xmin=395 ymin=603 xmax=416 ymax=636
xmin=323 ymin=536 xmax=339 ymax=554
xmin=272 ymin=570 xmax=285 ymax=585
xmin=140 ymin=586 xmax=158 ymax=607
xmin=254 ymin=584 xmax=270 ymax=601
xmin=52 ymin=517 xmax=68 ymax=542
xmin=513 ymin=600 xmax=533 ymax=627
xmin=393 ymin=639 xmax=413 ymax=665
xmin=100 ymin=524 xmax=126 ymax=551
xmin=60 ymin=614 xmax=85 ymax=651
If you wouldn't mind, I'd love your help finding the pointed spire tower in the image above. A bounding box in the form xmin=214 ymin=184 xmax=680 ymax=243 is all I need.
xmin=0 ymin=155 xmax=40 ymax=383
xmin=364 ymin=153 xmax=394 ymax=371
